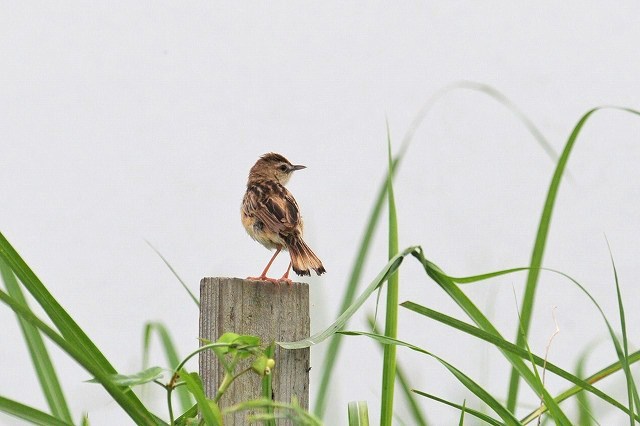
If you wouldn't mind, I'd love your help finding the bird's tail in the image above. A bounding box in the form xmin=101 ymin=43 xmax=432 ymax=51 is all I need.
xmin=288 ymin=237 xmax=326 ymax=277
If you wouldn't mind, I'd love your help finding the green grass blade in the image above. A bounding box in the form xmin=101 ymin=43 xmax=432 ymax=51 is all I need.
xmin=412 ymin=391 xmax=502 ymax=426
xmin=428 ymin=258 xmax=640 ymax=422
xmin=575 ymin=348 xmax=595 ymax=426
xmin=396 ymin=366 xmax=430 ymax=426
xmin=0 ymin=288 xmax=165 ymax=425
xmin=605 ymin=239 xmax=640 ymax=424
xmin=0 ymin=396 xmax=72 ymax=426
xmin=340 ymin=331 xmax=523 ymax=425
xmin=278 ymin=246 xmax=419 ymax=349
xmin=313 ymin=82 xmax=555 ymax=417
xmin=143 ymin=322 xmax=193 ymax=412
xmin=313 ymin=154 xmax=402 ymax=416
xmin=401 ymin=300 xmax=636 ymax=419
xmin=410 ymin=250 xmax=571 ymax=425
xmin=442 ymin=259 xmax=640 ymax=421
xmin=458 ymin=400 xmax=466 ymax=426
xmin=0 ymin=259 xmax=73 ymax=423
xmin=520 ymin=350 xmax=640 ymax=424
xmin=507 ymin=106 xmax=640 ymax=411
xmin=144 ymin=240 xmax=199 ymax=307
xmin=0 ymin=232 xmax=162 ymax=424
xmin=367 ymin=315 xmax=429 ymax=426
xmin=180 ymin=370 xmax=221 ymax=426
xmin=348 ymin=401 xmax=370 ymax=426
xmin=381 ymin=122 xmax=400 ymax=426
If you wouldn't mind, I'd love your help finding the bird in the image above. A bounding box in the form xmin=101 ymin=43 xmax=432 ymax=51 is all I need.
xmin=241 ymin=152 xmax=326 ymax=284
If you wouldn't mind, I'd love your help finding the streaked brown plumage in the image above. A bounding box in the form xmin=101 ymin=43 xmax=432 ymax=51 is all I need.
xmin=241 ymin=153 xmax=326 ymax=283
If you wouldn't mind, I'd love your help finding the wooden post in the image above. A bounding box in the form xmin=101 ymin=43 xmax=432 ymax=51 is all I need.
xmin=199 ymin=277 xmax=310 ymax=424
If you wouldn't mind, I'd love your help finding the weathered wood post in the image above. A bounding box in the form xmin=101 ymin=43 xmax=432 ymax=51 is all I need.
xmin=199 ymin=277 xmax=310 ymax=424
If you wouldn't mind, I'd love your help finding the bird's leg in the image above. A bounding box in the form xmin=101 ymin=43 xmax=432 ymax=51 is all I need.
xmin=278 ymin=262 xmax=293 ymax=285
xmin=248 ymin=246 xmax=282 ymax=282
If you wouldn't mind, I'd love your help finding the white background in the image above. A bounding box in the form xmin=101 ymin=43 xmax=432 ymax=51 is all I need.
xmin=2 ymin=2 xmax=640 ymax=425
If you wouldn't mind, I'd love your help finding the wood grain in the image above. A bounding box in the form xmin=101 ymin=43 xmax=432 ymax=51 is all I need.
xmin=199 ymin=277 xmax=310 ymax=424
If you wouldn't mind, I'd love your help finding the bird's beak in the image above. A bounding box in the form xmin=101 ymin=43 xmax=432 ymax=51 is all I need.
xmin=292 ymin=164 xmax=306 ymax=171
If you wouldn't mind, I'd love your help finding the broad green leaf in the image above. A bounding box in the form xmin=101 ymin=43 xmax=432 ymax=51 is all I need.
xmin=87 ymin=366 xmax=163 ymax=387
xmin=181 ymin=370 xmax=221 ymax=426
xmin=173 ymin=404 xmax=198 ymax=426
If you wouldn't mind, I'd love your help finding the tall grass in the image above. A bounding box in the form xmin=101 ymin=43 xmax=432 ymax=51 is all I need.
xmin=1 ymin=91 xmax=640 ymax=425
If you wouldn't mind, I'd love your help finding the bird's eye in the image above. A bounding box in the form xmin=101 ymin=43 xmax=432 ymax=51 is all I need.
xmin=279 ymin=165 xmax=288 ymax=172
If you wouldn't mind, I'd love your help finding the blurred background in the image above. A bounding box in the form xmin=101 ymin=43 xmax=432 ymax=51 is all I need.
xmin=2 ymin=2 xmax=640 ymax=424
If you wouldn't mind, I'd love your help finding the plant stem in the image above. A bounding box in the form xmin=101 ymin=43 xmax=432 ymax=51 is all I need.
xmin=167 ymin=387 xmax=174 ymax=425
xmin=214 ymin=367 xmax=253 ymax=403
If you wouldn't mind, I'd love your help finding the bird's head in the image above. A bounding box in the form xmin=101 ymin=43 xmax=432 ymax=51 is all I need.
xmin=248 ymin=153 xmax=306 ymax=185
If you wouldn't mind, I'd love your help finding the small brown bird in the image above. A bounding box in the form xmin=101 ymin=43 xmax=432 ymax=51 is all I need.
xmin=241 ymin=153 xmax=326 ymax=284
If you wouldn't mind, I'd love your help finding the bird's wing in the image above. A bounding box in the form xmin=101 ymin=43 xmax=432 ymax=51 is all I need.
xmin=248 ymin=183 xmax=301 ymax=235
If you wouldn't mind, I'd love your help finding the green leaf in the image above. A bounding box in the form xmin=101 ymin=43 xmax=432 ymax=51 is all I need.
xmin=348 ymin=401 xmax=370 ymax=426
xmin=340 ymin=331 xmax=522 ymax=425
xmin=0 ymin=232 xmax=162 ymax=425
xmin=224 ymin=398 xmax=322 ymax=426
xmin=458 ymin=400 xmax=466 ymax=426
xmin=574 ymin=346 xmax=595 ymax=426
xmin=520 ymin=349 xmax=640 ymax=423
xmin=278 ymin=246 xmax=418 ymax=350
xmin=412 ymin=391 xmax=502 ymax=426
xmin=143 ymin=322 xmax=193 ymax=412
xmin=145 ymin=240 xmax=199 ymax=307
xmin=87 ymin=367 xmax=164 ymax=387
xmin=0 ymin=288 xmax=165 ymax=426
xmin=507 ymin=106 xmax=640 ymax=411
xmin=181 ymin=370 xmax=222 ymax=426
xmin=410 ymin=250 xmax=571 ymax=425
xmin=380 ymin=121 xmax=400 ymax=426
xmin=367 ymin=315 xmax=429 ymax=426
xmin=80 ymin=412 xmax=90 ymax=426
xmin=261 ymin=343 xmax=276 ymax=426
xmin=401 ymin=300 xmax=636 ymax=420
xmin=0 ymin=258 xmax=73 ymax=423
xmin=0 ymin=395 xmax=72 ymax=426
xmin=173 ymin=404 xmax=198 ymax=426
xmin=606 ymin=239 xmax=640 ymax=424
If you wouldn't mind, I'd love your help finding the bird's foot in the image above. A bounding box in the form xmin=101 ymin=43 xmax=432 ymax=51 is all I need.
xmin=247 ymin=275 xmax=281 ymax=284
xmin=277 ymin=276 xmax=293 ymax=286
